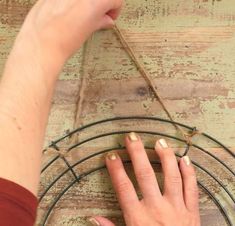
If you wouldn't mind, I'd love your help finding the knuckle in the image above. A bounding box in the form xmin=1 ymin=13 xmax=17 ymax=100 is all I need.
xmin=88 ymin=0 xmax=107 ymax=8
xmin=166 ymin=174 xmax=182 ymax=185
xmin=116 ymin=180 xmax=132 ymax=194
xmin=186 ymin=173 xmax=197 ymax=184
xmin=136 ymin=167 xmax=155 ymax=181
xmin=188 ymin=186 xmax=199 ymax=197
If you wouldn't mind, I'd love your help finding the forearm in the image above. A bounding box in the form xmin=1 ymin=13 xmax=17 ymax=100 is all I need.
xmin=0 ymin=0 xmax=122 ymax=197
xmin=0 ymin=34 xmax=65 ymax=195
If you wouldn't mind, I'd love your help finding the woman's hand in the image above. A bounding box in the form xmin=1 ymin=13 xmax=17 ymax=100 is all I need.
xmin=89 ymin=133 xmax=200 ymax=226
xmin=0 ymin=0 xmax=122 ymax=195
xmin=16 ymin=0 xmax=123 ymax=63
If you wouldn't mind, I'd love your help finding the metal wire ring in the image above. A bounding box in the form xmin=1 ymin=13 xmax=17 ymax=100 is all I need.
xmin=39 ymin=117 xmax=235 ymax=226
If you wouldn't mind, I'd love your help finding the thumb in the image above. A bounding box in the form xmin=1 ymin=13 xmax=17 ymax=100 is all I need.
xmin=98 ymin=14 xmax=115 ymax=30
xmin=88 ymin=216 xmax=116 ymax=226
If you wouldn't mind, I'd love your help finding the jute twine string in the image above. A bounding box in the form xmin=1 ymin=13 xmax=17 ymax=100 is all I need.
xmin=45 ymin=25 xmax=201 ymax=157
xmin=113 ymin=24 xmax=200 ymax=146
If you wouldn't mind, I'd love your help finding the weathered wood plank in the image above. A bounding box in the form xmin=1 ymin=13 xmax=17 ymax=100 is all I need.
xmin=0 ymin=0 xmax=235 ymax=225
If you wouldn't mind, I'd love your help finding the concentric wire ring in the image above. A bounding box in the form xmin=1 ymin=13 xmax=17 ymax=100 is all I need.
xmin=39 ymin=117 xmax=235 ymax=226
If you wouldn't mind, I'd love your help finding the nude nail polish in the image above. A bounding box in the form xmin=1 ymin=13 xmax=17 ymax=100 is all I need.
xmin=88 ymin=218 xmax=100 ymax=226
xmin=158 ymin=139 xmax=168 ymax=149
xmin=183 ymin=156 xmax=191 ymax=166
xmin=107 ymin=152 xmax=118 ymax=160
xmin=128 ymin=132 xmax=138 ymax=142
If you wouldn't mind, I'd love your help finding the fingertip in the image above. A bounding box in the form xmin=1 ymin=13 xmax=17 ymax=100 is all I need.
xmin=88 ymin=217 xmax=100 ymax=226
xmin=155 ymin=139 xmax=169 ymax=151
xmin=126 ymin=132 xmax=139 ymax=142
xmin=179 ymin=156 xmax=194 ymax=173
xmin=182 ymin=156 xmax=191 ymax=166
xmin=105 ymin=152 xmax=121 ymax=169
xmin=154 ymin=139 xmax=173 ymax=159
xmin=106 ymin=152 xmax=119 ymax=161
xmin=124 ymin=132 xmax=141 ymax=149
xmin=88 ymin=216 xmax=116 ymax=226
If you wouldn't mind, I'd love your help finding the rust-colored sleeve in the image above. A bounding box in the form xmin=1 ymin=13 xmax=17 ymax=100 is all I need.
xmin=0 ymin=178 xmax=38 ymax=226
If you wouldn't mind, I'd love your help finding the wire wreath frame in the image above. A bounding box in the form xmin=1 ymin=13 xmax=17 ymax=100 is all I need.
xmin=39 ymin=25 xmax=234 ymax=226
xmin=39 ymin=116 xmax=235 ymax=226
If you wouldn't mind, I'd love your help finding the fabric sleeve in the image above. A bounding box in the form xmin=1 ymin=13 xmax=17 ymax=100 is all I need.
xmin=0 ymin=178 xmax=38 ymax=226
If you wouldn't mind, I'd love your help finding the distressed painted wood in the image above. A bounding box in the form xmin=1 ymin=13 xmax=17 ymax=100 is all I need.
xmin=0 ymin=0 xmax=235 ymax=225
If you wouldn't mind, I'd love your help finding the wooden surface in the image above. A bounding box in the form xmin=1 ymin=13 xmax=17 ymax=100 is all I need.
xmin=0 ymin=0 xmax=235 ymax=225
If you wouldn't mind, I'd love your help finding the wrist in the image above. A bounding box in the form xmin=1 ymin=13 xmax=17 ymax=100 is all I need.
xmin=19 ymin=12 xmax=87 ymax=62
xmin=4 ymin=31 xmax=66 ymax=89
xmin=17 ymin=31 xmax=65 ymax=68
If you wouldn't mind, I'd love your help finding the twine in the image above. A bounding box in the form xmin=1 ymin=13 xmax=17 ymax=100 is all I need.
xmin=113 ymin=24 xmax=200 ymax=145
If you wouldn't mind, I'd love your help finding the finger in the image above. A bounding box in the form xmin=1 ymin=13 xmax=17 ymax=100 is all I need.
xmin=107 ymin=8 xmax=121 ymax=20
xmin=99 ymin=15 xmax=115 ymax=29
xmin=98 ymin=0 xmax=123 ymax=29
xmin=155 ymin=139 xmax=184 ymax=206
xmin=107 ymin=0 xmax=123 ymax=19
xmin=107 ymin=0 xmax=123 ymax=20
xmin=179 ymin=156 xmax=199 ymax=213
xmin=99 ymin=0 xmax=123 ymax=19
xmin=105 ymin=152 xmax=139 ymax=213
xmin=88 ymin=216 xmax=115 ymax=226
xmin=125 ymin=132 xmax=162 ymax=203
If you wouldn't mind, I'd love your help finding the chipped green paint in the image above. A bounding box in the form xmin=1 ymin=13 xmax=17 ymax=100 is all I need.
xmin=1 ymin=0 xmax=235 ymax=225
xmin=59 ymin=50 xmax=84 ymax=80
xmin=118 ymin=0 xmax=235 ymax=31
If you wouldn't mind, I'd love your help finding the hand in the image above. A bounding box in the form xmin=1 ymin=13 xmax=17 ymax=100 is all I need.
xmin=89 ymin=133 xmax=200 ymax=226
xmin=0 ymin=0 xmax=122 ymax=195
xmin=15 ymin=0 xmax=123 ymax=62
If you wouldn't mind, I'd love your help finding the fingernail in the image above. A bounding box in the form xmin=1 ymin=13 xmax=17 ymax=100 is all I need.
xmin=128 ymin=132 xmax=138 ymax=142
xmin=158 ymin=139 xmax=168 ymax=149
xmin=88 ymin=218 xmax=100 ymax=226
xmin=107 ymin=152 xmax=118 ymax=161
xmin=183 ymin=156 xmax=191 ymax=166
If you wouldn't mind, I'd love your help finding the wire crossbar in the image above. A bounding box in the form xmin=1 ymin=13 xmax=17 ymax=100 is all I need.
xmin=40 ymin=117 xmax=235 ymax=226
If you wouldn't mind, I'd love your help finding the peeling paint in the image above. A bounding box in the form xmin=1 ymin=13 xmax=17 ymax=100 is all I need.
xmin=0 ymin=0 xmax=235 ymax=225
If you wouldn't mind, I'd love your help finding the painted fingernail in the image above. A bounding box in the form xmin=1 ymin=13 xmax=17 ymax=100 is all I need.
xmin=107 ymin=152 xmax=118 ymax=161
xmin=88 ymin=218 xmax=100 ymax=226
xmin=158 ymin=139 xmax=168 ymax=149
xmin=128 ymin=132 xmax=138 ymax=142
xmin=183 ymin=156 xmax=191 ymax=166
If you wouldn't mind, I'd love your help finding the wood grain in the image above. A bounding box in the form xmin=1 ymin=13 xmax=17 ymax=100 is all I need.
xmin=0 ymin=0 xmax=235 ymax=225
